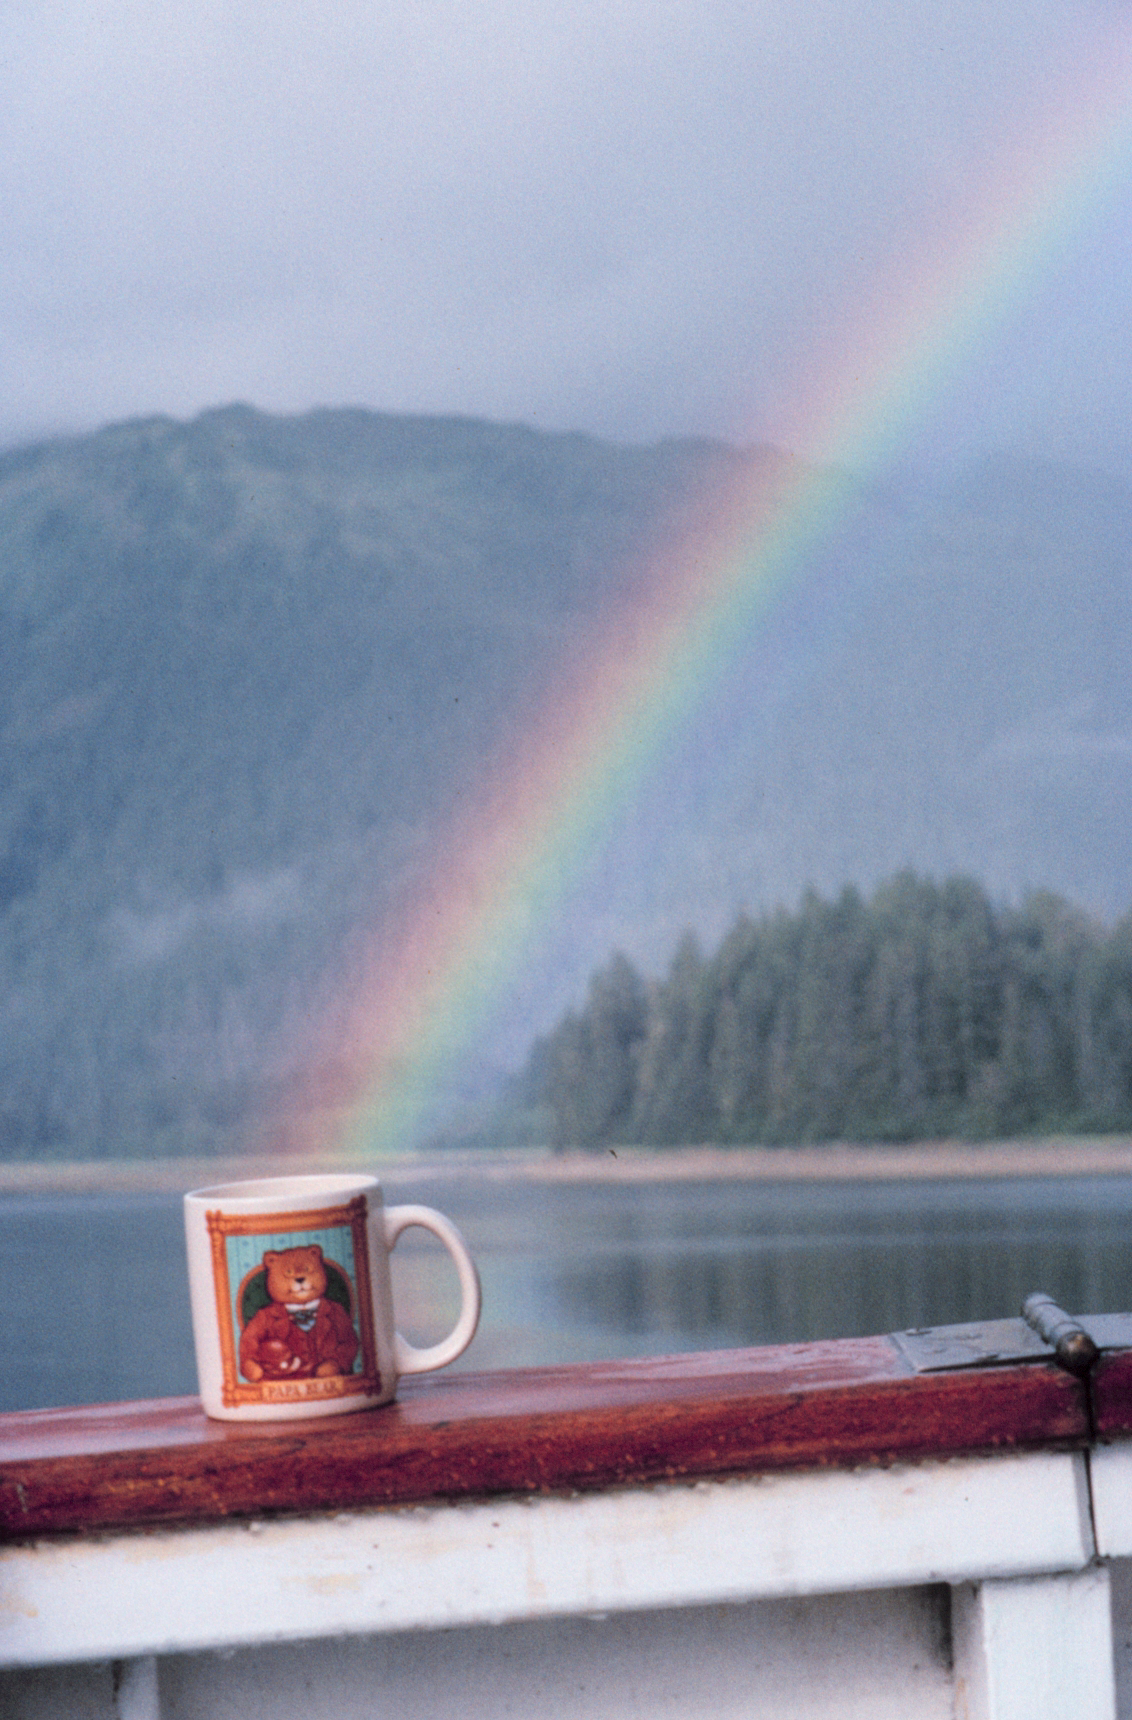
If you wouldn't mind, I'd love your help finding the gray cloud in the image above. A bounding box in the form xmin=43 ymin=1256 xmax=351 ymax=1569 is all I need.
xmin=982 ymin=697 xmax=1132 ymax=765
xmin=110 ymin=869 xmax=302 ymax=964
xmin=2 ymin=0 xmax=1129 ymax=467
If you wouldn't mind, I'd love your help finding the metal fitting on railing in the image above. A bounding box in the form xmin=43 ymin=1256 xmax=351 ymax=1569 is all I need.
xmin=1021 ymin=1293 xmax=1100 ymax=1378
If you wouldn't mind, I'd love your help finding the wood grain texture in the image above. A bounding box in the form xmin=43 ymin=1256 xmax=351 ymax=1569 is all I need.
xmin=0 ymin=1339 xmax=1089 ymax=1540
xmin=1092 ymin=1349 xmax=1132 ymax=1438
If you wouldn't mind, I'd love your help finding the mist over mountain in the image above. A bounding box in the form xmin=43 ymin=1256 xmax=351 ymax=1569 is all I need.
xmin=0 ymin=405 xmax=1128 ymax=1159
xmin=634 ymin=453 xmax=1132 ymax=935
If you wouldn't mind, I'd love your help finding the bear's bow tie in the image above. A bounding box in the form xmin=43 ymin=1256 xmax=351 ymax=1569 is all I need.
xmin=284 ymin=1301 xmax=320 ymax=1330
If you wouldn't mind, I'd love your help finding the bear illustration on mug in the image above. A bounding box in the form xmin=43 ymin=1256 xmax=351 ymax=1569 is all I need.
xmin=189 ymin=1177 xmax=480 ymax=1419
xmin=238 ymin=1244 xmax=360 ymax=1382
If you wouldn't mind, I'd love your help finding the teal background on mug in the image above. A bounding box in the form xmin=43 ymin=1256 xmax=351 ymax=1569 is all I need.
xmin=225 ymin=1223 xmax=360 ymax=1368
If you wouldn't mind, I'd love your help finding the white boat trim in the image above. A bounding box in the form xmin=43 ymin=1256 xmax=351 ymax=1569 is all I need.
xmin=3 ymin=1308 xmax=1130 ymax=1718
xmin=0 ymin=1448 xmax=1097 ymax=1667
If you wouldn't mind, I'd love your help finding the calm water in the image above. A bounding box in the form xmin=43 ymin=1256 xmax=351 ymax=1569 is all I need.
xmin=4 ymin=1173 xmax=1132 ymax=1412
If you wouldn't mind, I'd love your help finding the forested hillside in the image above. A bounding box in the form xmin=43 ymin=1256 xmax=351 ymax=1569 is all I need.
xmin=0 ymin=406 xmax=747 ymax=1159
xmin=520 ymin=875 xmax=1132 ymax=1147
xmin=1 ymin=404 xmax=1130 ymax=1161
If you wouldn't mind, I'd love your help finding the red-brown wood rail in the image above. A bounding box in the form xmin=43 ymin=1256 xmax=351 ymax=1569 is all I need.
xmin=0 ymin=1336 xmax=1091 ymax=1540
xmin=1093 ymin=1349 xmax=1132 ymax=1438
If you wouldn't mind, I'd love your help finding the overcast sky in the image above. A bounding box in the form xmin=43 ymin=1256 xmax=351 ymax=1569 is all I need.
xmin=3 ymin=0 xmax=1131 ymax=474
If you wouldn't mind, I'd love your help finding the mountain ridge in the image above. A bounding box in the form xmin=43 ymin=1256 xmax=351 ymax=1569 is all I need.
xmin=0 ymin=403 xmax=1128 ymax=1158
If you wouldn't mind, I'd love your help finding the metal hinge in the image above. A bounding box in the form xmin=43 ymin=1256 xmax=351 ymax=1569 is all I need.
xmin=890 ymin=1298 xmax=1132 ymax=1376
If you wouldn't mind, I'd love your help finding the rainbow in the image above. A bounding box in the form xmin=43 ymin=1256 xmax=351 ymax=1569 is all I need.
xmin=267 ymin=26 xmax=1132 ymax=1164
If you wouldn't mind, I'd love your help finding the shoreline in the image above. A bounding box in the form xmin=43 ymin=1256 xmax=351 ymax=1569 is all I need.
xmin=2 ymin=1135 xmax=1132 ymax=1195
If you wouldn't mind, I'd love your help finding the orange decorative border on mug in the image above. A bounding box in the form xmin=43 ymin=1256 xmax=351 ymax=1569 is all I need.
xmin=206 ymin=1196 xmax=381 ymax=1408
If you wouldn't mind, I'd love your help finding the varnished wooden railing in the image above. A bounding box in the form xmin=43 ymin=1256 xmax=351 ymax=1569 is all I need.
xmin=3 ymin=1330 xmax=1131 ymax=1541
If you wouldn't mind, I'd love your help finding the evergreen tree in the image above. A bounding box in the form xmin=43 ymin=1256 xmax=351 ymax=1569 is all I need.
xmin=522 ymin=952 xmax=647 ymax=1149
xmin=629 ymin=933 xmax=717 ymax=1144
xmin=579 ymin=952 xmax=648 ymax=1144
xmin=522 ymin=872 xmax=1132 ymax=1149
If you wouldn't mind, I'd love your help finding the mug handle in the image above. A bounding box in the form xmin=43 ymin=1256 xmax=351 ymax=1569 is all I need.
xmin=382 ymin=1205 xmax=482 ymax=1375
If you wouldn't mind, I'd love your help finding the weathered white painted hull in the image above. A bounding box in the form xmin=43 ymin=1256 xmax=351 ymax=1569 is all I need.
xmin=0 ymin=1445 xmax=1125 ymax=1719
xmin=6 ymin=1303 xmax=1132 ymax=1719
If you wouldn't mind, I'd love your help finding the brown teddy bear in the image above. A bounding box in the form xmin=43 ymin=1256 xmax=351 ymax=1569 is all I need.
xmin=238 ymin=1244 xmax=359 ymax=1382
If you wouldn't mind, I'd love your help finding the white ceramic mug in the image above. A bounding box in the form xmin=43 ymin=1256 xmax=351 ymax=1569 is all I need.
xmin=184 ymin=1173 xmax=481 ymax=1421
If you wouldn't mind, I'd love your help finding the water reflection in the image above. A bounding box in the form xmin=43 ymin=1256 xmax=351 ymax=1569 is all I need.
xmin=393 ymin=1175 xmax=1132 ymax=1373
xmin=2 ymin=1174 xmax=1131 ymax=1410
xmin=0 ymin=1193 xmax=196 ymax=1412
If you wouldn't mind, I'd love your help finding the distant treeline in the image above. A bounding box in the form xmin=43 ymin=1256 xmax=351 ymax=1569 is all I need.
xmin=520 ymin=875 xmax=1132 ymax=1147
xmin=0 ymin=405 xmax=754 ymax=1162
